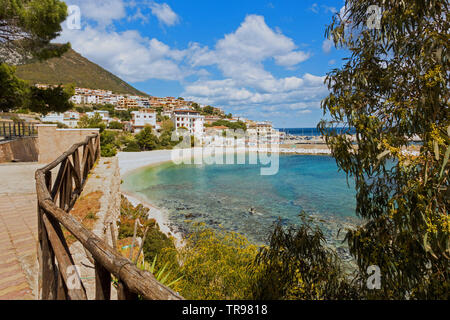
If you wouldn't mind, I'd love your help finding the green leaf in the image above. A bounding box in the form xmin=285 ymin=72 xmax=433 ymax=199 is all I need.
xmin=439 ymin=145 xmax=450 ymax=180
xmin=433 ymin=140 xmax=440 ymax=161
xmin=156 ymin=262 xmax=169 ymax=281
xmin=150 ymin=254 xmax=157 ymax=274
xmin=167 ymin=276 xmax=184 ymax=288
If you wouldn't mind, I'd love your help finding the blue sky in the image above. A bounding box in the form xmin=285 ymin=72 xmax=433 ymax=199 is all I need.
xmin=58 ymin=0 xmax=347 ymax=127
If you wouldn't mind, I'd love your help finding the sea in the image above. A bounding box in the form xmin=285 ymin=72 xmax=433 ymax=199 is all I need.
xmin=122 ymin=154 xmax=359 ymax=249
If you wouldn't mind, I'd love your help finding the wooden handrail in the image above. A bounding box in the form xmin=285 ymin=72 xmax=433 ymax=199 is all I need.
xmin=35 ymin=134 xmax=183 ymax=300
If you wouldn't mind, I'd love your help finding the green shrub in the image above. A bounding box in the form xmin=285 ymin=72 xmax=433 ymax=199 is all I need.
xmin=42 ymin=121 xmax=68 ymax=128
xmin=139 ymin=255 xmax=183 ymax=289
xmin=118 ymin=196 xmax=176 ymax=264
xmin=78 ymin=114 xmax=106 ymax=133
xmin=101 ymin=144 xmax=117 ymax=157
xmin=108 ymin=121 xmax=124 ymax=130
xmin=100 ymin=130 xmax=119 ymax=146
xmin=251 ymin=215 xmax=360 ymax=300
xmin=135 ymin=126 xmax=159 ymax=151
xmin=165 ymin=224 xmax=259 ymax=300
xmin=123 ymin=140 xmax=141 ymax=152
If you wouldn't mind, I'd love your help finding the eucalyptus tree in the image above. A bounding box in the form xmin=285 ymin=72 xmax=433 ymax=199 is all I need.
xmin=319 ymin=0 xmax=449 ymax=298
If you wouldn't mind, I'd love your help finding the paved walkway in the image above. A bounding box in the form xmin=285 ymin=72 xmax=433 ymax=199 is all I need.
xmin=0 ymin=163 xmax=42 ymax=300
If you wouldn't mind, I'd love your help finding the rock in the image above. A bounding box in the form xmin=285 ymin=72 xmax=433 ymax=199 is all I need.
xmin=184 ymin=213 xmax=199 ymax=219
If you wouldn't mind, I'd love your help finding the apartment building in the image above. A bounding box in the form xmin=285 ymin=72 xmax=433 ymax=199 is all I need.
xmin=86 ymin=110 xmax=110 ymax=123
xmin=161 ymin=109 xmax=174 ymax=118
xmin=131 ymin=109 xmax=157 ymax=133
xmin=128 ymin=96 xmax=151 ymax=108
xmin=40 ymin=111 xmax=81 ymax=128
xmin=204 ymin=116 xmax=223 ymax=125
xmin=247 ymin=121 xmax=279 ymax=144
xmin=172 ymin=109 xmax=205 ymax=136
xmin=118 ymin=97 xmax=140 ymax=109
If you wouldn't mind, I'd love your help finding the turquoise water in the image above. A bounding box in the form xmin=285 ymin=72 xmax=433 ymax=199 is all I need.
xmin=122 ymin=154 xmax=359 ymax=246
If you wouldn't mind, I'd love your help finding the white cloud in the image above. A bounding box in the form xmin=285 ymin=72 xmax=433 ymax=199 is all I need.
xmin=128 ymin=8 xmax=150 ymax=24
xmin=309 ymin=3 xmax=319 ymax=14
xmin=149 ymin=2 xmax=180 ymax=26
xmin=215 ymin=15 xmax=297 ymax=61
xmin=57 ymin=25 xmax=186 ymax=82
xmin=65 ymin=0 xmax=126 ymax=26
xmin=186 ymin=15 xmax=311 ymax=93
xmin=187 ymin=15 xmax=310 ymax=68
xmin=322 ymin=39 xmax=333 ymax=53
xmin=274 ymin=51 xmax=310 ymax=67
xmin=65 ymin=1 xmax=180 ymax=27
xmin=321 ymin=5 xmax=337 ymax=14
xmin=309 ymin=3 xmax=338 ymax=15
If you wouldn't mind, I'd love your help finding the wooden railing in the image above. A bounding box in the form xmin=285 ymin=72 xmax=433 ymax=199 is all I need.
xmin=35 ymin=134 xmax=183 ymax=300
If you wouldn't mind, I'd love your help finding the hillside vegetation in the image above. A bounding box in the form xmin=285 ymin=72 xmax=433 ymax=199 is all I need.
xmin=15 ymin=48 xmax=148 ymax=96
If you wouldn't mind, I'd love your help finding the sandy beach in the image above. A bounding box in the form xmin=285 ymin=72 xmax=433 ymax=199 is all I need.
xmin=118 ymin=150 xmax=185 ymax=246
xmin=117 ymin=145 xmax=332 ymax=176
xmin=117 ymin=149 xmax=174 ymax=176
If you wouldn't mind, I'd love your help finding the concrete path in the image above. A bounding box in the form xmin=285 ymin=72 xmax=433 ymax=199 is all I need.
xmin=0 ymin=163 xmax=42 ymax=300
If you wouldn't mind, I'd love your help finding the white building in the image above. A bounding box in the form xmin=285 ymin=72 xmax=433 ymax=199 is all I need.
xmin=86 ymin=110 xmax=110 ymax=123
xmin=171 ymin=109 xmax=204 ymax=136
xmin=248 ymin=121 xmax=279 ymax=144
xmin=62 ymin=111 xmax=80 ymax=127
xmin=161 ymin=110 xmax=173 ymax=118
xmin=70 ymin=94 xmax=97 ymax=104
xmin=40 ymin=111 xmax=80 ymax=128
xmin=41 ymin=113 xmax=64 ymax=123
xmin=131 ymin=109 xmax=157 ymax=133
xmin=70 ymin=95 xmax=82 ymax=104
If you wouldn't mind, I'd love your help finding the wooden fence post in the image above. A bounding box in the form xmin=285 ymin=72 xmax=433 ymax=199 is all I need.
xmin=117 ymin=282 xmax=138 ymax=300
xmin=95 ymin=262 xmax=111 ymax=300
xmin=38 ymin=206 xmax=57 ymax=299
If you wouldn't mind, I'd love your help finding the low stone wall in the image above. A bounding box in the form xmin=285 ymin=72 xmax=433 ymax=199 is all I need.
xmin=36 ymin=125 xmax=100 ymax=164
xmin=69 ymin=157 xmax=122 ymax=299
xmin=0 ymin=137 xmax=38 ymax=163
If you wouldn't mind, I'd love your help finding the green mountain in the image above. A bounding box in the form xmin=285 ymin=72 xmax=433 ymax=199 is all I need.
xmin=15 ymin=48 xmax=149 ymax=97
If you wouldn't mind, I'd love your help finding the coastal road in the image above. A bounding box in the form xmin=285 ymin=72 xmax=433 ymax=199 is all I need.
xmin=0 ymin=162 xmax=41 ymax=300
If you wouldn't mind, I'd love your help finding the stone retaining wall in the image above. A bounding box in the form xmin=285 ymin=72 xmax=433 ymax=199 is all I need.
xmin=0 ymin=137 xmax=38 ymax=163
xmin=69 ymin=157 xmax=122 ymax=299
xmin=36 ymin=125 xmax=100 ymax=163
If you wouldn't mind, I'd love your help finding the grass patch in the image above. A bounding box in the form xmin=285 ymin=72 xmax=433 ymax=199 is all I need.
xmin=70 ymin=191 xmax=103 ymax=230
xmin=62 ymin=191 xmax=103 ymax=245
